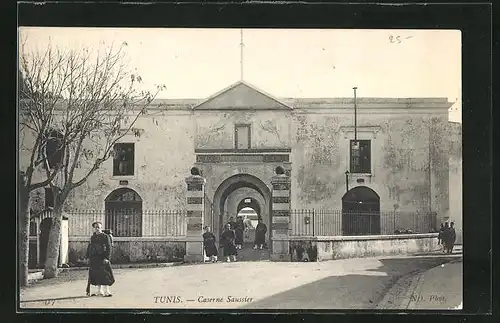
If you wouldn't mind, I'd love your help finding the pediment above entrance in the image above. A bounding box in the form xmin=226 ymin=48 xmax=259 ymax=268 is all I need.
xmin=192 ymin=81 xmax=294 ymax=111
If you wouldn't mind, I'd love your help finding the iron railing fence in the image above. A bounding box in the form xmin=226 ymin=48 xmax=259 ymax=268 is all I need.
xmin=30 ymin=208 xmax=437 ymax=238
xmin=290 ymin=209 xmax=437 ymax=236
xmin=66 ymin=209 xmax=187 ymax=237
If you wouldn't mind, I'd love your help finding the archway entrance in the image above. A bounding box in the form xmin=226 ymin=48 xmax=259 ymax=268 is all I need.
xmin=212 ymin=174 xmax=272 ymax=260
xmin=104 ymin=188 xmax=143 ymax=237
xmin=342 ymin=186 xmax=380 ymax=235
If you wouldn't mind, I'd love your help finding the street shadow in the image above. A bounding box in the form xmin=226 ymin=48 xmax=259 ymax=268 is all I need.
xmin=240 ymin=256 xmax=456 ymax=310
xmin=365 ymin=256 xmax=453 ymax=276
xmin=240 ymin=274 xmax=394 ymax=309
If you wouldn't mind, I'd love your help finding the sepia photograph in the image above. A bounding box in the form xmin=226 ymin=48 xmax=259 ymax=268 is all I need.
xmin=18 ymin=27 xmax=462 ymax=311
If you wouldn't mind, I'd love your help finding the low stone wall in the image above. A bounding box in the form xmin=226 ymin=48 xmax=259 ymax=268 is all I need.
xmin=287 ymin=233 xmax=439 ymax=262
xmin=68 ymin=236 xmax=187 ymax=266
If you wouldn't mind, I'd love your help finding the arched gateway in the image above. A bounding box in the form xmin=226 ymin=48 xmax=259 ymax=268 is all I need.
xmin=212 ymin=174 xmax=272 ymax=253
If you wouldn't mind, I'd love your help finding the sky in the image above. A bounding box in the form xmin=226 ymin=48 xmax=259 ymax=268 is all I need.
xmin=19 ymin=28 xmax=461 ymax=122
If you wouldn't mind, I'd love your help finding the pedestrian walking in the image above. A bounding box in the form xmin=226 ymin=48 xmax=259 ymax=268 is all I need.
xmin=85 ymin=222 xmax=115 ymax=297
xmin=202 ymin=226 xmax=218 ymax=263
xmin=445 ymin=222 xmax=457 ymax=254
xmin=220 ymin=223 xmax=238 ymax=262
xmin=253 ymin=218 xmax=267 ymax=250
xmin=234 ymin=216 xmax=244 ymax=250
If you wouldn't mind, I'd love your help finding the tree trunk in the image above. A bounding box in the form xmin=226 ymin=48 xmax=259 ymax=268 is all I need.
xmin=43 ymin=206 xmax=62 ymax=279
xmin=18 ymin=186 xmax=30 ymax=287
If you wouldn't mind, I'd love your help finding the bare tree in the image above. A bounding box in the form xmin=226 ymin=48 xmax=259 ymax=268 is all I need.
xmin=19 ymin=39 xmax=165 ymax=282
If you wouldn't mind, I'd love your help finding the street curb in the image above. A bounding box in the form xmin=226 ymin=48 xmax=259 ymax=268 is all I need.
xmin=60 ymin=262 xmax=182 ymax=271
xmin=376 ymin=256 xmax=460 ymax=309
xmin=27 ymin=262 xmax=183 ymax=282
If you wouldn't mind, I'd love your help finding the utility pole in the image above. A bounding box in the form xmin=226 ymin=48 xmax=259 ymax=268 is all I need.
xmin=353 ymin=86 xmax=358 ymax=142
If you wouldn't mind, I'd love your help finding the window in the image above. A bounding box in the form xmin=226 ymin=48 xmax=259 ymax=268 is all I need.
xmin=350 ymin=140 xmax=371 ymax=173
xmin=235 ymin=124 xmax=251 ymax=149
xmin=44 ymin=188 xmax=54 ymax=208
xmin=43 ymin=130 xmax=63 ymax=169
xmin=113 ymin=143 xmax=135 ymax=176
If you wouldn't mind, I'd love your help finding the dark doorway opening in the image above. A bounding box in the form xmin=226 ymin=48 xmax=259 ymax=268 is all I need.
xmin=39 ymin=217 xmax=53 ymax=268
xmin=342 ymin=186 xmax=380 ymax=235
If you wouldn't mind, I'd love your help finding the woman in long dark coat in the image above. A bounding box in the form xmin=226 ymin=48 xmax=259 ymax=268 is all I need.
xmin=202 ymin=226 xmax=218 ymax=263
xmin=253 ymin=218 xmax=267 ymax=250
xmin=86 ymin=221 xmax=115 ymax=297
xmin=220 ymin=223 xmax=237 ymax=262
xmin=234 ymin=216 xmax=244 ymax=250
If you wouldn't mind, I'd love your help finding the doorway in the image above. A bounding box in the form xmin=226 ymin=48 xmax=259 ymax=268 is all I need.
xmin=39 ymin=217 xmax=53 ymax=268
xmin=212 ymin=174 xmax=272 ymax=260
xmin=341 ymin=186 xmax=381 ymax=235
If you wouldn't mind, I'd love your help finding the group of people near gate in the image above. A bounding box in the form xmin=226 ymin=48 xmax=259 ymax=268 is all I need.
xmin=202 ymin=215 xmax=268 ymax=263
xmin=437 ymin=221 xmax=457 ymax=253
xmin=81 ymin=215 xmax=268 ymax=296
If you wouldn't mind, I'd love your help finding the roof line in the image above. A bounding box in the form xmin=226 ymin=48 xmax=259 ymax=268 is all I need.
xmin=239 ymin=80 xmax=294 ymax=110
xmin=191 ymin=80 xmax=294 ymax=110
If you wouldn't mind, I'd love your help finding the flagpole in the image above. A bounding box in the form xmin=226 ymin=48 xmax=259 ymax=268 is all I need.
xmin=353 ymin=87 xmax=358 ymax=142
xmin=240 ymin=29 xmax=244 ymax=80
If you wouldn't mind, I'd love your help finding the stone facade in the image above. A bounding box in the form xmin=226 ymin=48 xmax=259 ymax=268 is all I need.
xmin=26 ymin=81 xmax=459 ymax=241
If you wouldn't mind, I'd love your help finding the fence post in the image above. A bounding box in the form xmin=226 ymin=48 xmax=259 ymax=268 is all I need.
xmin=369 ymin=212 xmax=372 ymax=235
xmin=312 ymin=209 xmax=315 ymax=237
xmin=392 ymin=211 xmax=395 ymax=234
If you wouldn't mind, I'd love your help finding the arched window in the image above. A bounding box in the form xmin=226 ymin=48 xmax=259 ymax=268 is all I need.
xmin=42 ymin=129 xmax=64 ymax=169
xmin=342 ymin=186 xmax=381 ymax=235
xmin=104 ymin=188 xmax=143 ymax=237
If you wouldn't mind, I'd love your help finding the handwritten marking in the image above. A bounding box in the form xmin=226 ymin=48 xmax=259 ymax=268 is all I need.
xmin=389 ymin=35 xmax=414 ymax=44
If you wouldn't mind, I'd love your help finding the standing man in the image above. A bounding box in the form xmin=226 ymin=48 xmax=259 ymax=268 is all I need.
xmin=234 ymin=216 xmax=245 ymax=250
xmin=446 ymin=222 xmax=457 ymax=254
xmin=442 ymin=222 xmax=451 ymax=253
xmin=202 ymin=226 xmax=218 ymax=263
xmin=86 ymin=221 xmax=115 ymax=297
xmin=253 ymin=218 xmax=267 ymax=250
xmin=220 ymin=223 xmax=238 ymax=262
